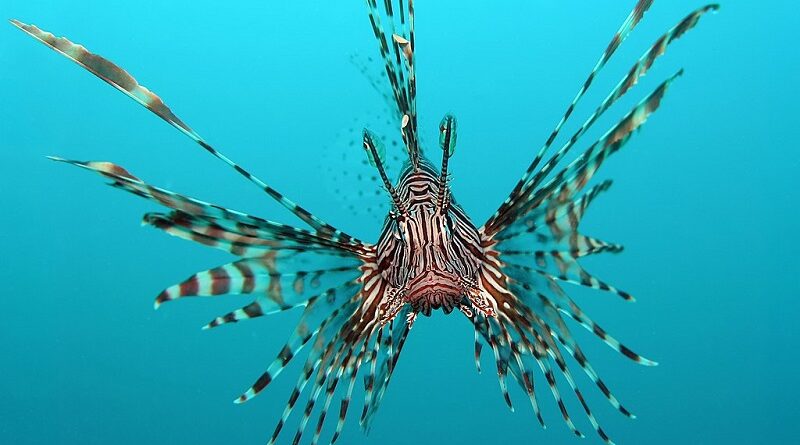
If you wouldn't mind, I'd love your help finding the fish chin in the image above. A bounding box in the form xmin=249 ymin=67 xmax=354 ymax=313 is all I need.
xmin=406 ymin=270 xmax=464 ymax=316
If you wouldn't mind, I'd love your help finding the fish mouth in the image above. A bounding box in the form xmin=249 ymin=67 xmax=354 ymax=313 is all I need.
xmin=406 ymin=269 xmax=464 ymax=316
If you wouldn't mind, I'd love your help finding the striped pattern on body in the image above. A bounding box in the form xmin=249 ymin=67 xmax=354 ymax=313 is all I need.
xmin=376 ymin=161 xmax=482 ymax=299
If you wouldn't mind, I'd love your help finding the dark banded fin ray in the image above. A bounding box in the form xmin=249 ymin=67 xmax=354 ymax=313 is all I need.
xmin=510 ymin=311 xmax=586 ymax=438
xmin=143 ymin=212 xmax=363 ymax=260
xmin=288 ymin=341 xmax=350 ymax=445
xmin=504 ymin=272 xmax=656 ymax=366
xmin=502 ymin=257 xmax=634 ymax=303
xmin=496 ymin=243 xmax=624 ymax=260
xmin=154 ymin=257 xmax=359 ymax=309
xmin=264 ymin=295 xmax=365 ymax=445
xmin=310 ymin=339 xmax=368 ymax=445
xmin=235 ymin=281 xmax=362 ymax=405
xmin=359 ymin=325 xmax=384 ymax=428
xmin=507 ymin=4 xmax=720 ymax=210
xmin=478 ymin=310 xmax=585 ymax=438
xmin=10 ymin=20 xmax=361 ymax=246
xmin=488 ymin=70 xmax=683 ymax=235
xmin=503 ymin=282 xmax=637 ymax=442
xmin=330 ymin=332 xmax=374 ymax=444
xmin=473 ymin=322 xmax=483 ymax=373
xmin=200 ymin=268 xmax=361 ymax=331
xmin=48 ymin=157 xmax=368 ymax=256
xmin=488 ymin=0 xmax=655 ymax=230
xmin=487 ymin=4 xmax=719 ymax=234
xmin=507 ymin=344 xmax=545 ymax=427
xmin=533 ymin=293 xmax=636 ymax=419
xmin=492 ymin=180 xmax=619 ymax=275
xmin=360 ymin=308 xmax=410 ymax=430
xmin=364 ymin=0 xmax=420 ymax=166
xmin=486 ymin=317 xmax=515 ymax=411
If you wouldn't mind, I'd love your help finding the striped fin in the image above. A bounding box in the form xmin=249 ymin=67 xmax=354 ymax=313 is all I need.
xmin=506 ymin=283 xmax=637 ymax=443
xmin=9 ymin=20 xmax=197 ymax=139
xmin=534 ymin=349 xmax=584 ymax=439
xmin=235 ymin=281 xmax=361 ymax=405
xmin=502 ymin=246 xmax=635 ymax=302
xmin=363 ymin=0 xmax=420 ymax=166
xmin=144 ymin=211 xmax=364 ymax=256
xmin=488 ymin=0 xmax=654 ymax=229
xmin=486 ymin=291 xmax=618 ymax=440
xmin=473 ymin=322 xmax=483 ymax=373
xmin=511 ymin=315 xmax=585 ymax=438
xmin=144 ymin=213 xmax=311 ymax=257
xmin=486 ymin=317 xmax=515 ymax=411
xmin=330 ymin=333 xmax=374 ymax=444
xmin=495 ymin=226 xmax=622 ymax=259
xmin=496 ymin=243 xmax=623 ymax=260
xmin=503 ymin=302 xmax=587 ymax=437
xmin=518 ymin=286 xmax=635 ymax=415
xmin=497 ymin=179 xmax=614 ymax=243
xmin=477 ymin=316 xmax=547 ymax=426
xmin=294 ymin=328 xmax=372 ymax=445
xmin=535 ymin=71 xmax=683 ymax=210
xmin=49 ymin=157 xmax=367 ymax=256
xmin=11 ymin=20 xmax=361 ymax=246
xmin=545 ymin=335 xmax=615 ymax=444
xmin=266 ymin=348 xmax=329 ymax=445
xmin=310 ymin=340 xmax=367 ymax=445
xmin=507 ymin=344 xmax=545 ymax=427
xmin=361 ymin=324 xmax=394 ymax=429
xmin=492 ymin=70 xmax=683 ymax=234
xmin=506 ymin=272 xmax=655 ymax=366
xmin=289 ymin=343 xmax=348 ymax=445
xmin=361 ymin=309 xmax=410 ymax=430
xmin=359 ymin=325 xmax=384 ymax=428
xmin=151 ymin=258 xmax=361 ymax=333
xmin=503 ymin=4 xmax=719 ymax=212
xmin=48 ymin=157 xmax=260 ymax=225
xmin=266 ymin=301 xmax=366 ymax=445
xmin=154 ymin=257 xmax=358 ymax=308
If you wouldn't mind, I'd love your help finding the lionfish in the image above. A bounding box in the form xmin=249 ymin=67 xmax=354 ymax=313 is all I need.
xmin=12 ymin=0 xmax=718 ymax=443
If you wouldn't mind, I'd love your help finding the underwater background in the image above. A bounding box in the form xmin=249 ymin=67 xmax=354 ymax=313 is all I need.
xmin=1 ymin=1 xmax=796 ymax=444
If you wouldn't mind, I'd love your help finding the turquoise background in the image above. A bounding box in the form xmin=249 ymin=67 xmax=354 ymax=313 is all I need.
xmin=1 ymin=1 xmax=796 ymax=444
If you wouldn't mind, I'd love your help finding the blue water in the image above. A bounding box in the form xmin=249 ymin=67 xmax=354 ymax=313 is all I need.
xmin=1 ymin=1 xmax=796 ymax=444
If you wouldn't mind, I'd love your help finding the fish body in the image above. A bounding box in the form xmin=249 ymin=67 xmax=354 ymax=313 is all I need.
xmin=11 ymin=1 xmax=719 ymax=443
